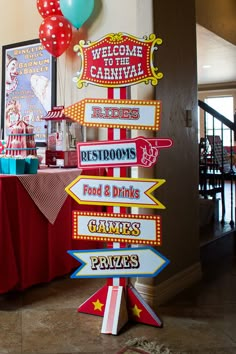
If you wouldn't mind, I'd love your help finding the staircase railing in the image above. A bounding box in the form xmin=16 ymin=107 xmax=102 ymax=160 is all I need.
xmin=198 ymin=99 xmax=236 ymax=226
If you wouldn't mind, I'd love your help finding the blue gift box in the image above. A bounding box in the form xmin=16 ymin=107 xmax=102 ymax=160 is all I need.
xmin=1 ymin=158 xmax=10 ymax=174
xmin=9 ymin=158 xmax=26 ymax=175
xmin=25 ymin=157 xmax=39 ymax=174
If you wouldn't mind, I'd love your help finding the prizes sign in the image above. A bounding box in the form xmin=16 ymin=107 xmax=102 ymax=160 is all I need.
xmin=68 ymin=247 xmax=169 ymax=278
xmin=73 ymin=33 xmax=163 ymax=88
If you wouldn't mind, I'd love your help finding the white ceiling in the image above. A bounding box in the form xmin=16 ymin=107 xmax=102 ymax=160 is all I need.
xmin=196 ymin=24 xmax=236 ymax=86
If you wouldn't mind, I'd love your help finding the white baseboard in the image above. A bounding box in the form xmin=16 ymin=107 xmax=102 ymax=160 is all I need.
xmin=134 ymin=262 xmax=202 ymax=308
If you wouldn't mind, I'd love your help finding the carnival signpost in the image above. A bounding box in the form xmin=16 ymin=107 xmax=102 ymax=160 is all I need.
xmin=64 ymin=32 xmax=173 ymax=335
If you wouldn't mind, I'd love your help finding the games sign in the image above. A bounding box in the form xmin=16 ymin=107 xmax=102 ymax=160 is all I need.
xmin=77 ymin=137 xmax=173 ymax=169
xmin=72 ymin=211 xmax=162 ymax=246
xmin=73 ymin=32 xmax=163 ymax=88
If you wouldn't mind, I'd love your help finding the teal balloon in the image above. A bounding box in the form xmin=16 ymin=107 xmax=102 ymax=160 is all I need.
xmin=60 ymin=0 xmax=94 ymax=29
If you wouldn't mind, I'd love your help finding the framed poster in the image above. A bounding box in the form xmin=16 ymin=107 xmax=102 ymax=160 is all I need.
xmin=1 ymin=39 xmax=57 ymax=145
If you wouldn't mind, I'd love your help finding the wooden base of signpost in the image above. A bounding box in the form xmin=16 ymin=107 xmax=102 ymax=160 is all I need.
xmin=78 ymin=283 xmax=162 ymax=334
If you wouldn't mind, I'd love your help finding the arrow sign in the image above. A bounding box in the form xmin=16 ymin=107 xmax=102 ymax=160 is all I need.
xmin=65 ymin=175 xmax=166 ymax=209
xmin=77 ymin=136 xmax=173 ymax=169
xmin=68 ymin=247 xmax=170 ymax=278
xmin=71 ymin=211 xmax=162 ymax=246
xmin=63 ymin=98 xmax=161 ymax=131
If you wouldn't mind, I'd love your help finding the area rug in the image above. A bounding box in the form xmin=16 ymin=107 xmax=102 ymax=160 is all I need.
xmin=116 ymin=337 xmax=172 ymax=354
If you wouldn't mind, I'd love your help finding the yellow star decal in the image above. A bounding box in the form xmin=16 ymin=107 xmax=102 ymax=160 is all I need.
xmin=92 ymin=299 xmax=104 ymax=312
xmin=131 ymin=304 xmax=142 ymax=318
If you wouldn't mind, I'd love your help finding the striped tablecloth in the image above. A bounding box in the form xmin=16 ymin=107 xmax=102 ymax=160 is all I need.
xmin=18 ymin=168 xmax=82 ymax=224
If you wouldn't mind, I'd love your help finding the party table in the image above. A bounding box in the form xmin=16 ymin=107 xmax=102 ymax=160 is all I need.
xmin=0 ymin=167 xmax=103 ymax=294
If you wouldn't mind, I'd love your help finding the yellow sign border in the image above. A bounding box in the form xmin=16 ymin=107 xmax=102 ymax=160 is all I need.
xmin=66 ymin=175 xmax=166 ymax=209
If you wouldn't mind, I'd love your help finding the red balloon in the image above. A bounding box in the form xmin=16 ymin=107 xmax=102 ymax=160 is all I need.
xmin=39 ymin=15 xmax=72 ymax=57
xmin=37 ymin=0 xmax=63 ymax=18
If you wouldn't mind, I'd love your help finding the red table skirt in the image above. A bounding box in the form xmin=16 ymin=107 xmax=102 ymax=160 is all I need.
xmin=0 ymin=173 xmax=102 ymax=294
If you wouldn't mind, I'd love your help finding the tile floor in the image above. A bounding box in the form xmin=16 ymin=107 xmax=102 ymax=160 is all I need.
xmin=0 ymin=238 xmax=236 ymax=354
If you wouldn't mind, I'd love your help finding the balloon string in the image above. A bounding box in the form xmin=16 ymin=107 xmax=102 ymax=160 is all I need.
xmin=57 ymin=54 xmax=66 ymax=107
xmin=63 ymin=50 xmax=68 ymax=107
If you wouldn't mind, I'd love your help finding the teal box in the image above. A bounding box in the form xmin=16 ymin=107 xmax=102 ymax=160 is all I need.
xmin=25 ymin=158 xmax=39 ymax=174
xmin=9 ymin=158 xmax=26 ymax=175
xmin=1 ymin=158 xmax=10 ymax=174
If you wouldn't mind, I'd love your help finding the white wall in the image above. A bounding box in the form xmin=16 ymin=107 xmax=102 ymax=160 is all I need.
xmin=196 ymin=0 xmax=236 ymax=45
xmin=0 ymin=0 xmax=154 ymax=133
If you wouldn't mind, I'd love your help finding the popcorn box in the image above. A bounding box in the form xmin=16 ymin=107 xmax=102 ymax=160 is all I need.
xmin=1 ymin=158 xmax=10 ymax=174
xmin=9 ymin=158 xmax=26 ymax=175
xmin=25 ymin=157 xmax=39 ymax=174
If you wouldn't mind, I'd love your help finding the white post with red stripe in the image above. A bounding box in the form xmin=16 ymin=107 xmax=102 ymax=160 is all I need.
xmin=101 ymin=286 xmax=128 ymax=335
xmin=101 ymin=87 xmax=129 ymax=334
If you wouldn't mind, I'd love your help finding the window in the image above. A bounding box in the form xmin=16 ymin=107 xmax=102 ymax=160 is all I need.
xmin=205 ymin=96 xmax=234 ymax=146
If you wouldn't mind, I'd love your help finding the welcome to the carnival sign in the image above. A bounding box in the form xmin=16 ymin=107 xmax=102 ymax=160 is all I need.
xmin=73 ymin=33 xmax=163 ymax=88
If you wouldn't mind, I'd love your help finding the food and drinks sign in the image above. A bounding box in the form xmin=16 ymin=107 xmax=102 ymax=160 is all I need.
xmin=65 ymin=175 xmax=166 ymax=209
xmin=66 ymin=33 xmax=172 ymax=286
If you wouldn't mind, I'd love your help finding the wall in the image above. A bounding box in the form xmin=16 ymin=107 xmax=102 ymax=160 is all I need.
xmin=0 ymin=0 xmax=201 ymax=303
xmin=132 ymin=0 xmax=200 ymax=304
xmin=196 ymin=0 xmax=236 ymax=45
xmin=153 ymin=0 xmax=200 ymax=282
xmin=0 ymin=1 xmax=40 ymax=46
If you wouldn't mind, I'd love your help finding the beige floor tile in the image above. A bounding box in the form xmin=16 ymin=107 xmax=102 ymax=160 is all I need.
xmin=22 ymin=278 xmax=105 ymax=310
xmin=0 ymin=246 xmax=236 ymax=354
xmin=0 ymin=311 xmax=22 ymax=354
